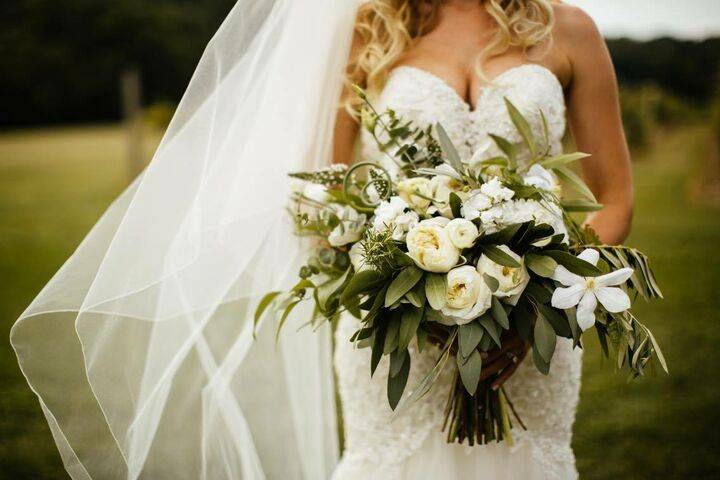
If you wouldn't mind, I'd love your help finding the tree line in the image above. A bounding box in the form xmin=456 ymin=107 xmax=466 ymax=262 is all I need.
xmin=1 ymin=0 xmax=718 ymax=128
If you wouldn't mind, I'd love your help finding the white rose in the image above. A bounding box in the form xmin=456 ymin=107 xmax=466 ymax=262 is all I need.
xmin=480 ymin=177 xmax=515 ymax=202
xmin=445 ymin=218 xmax=479 ymax=249
xmin=477 ymin=245 xmax=530 ymax=302
xmin=328 ymin=206 xmax=366 ymax=247
xmin=406 ymin=222 xmax=459 ymax=273
xmin=420 ymin=216 xmax=450 ymax=227
xmin=438 ymin=266 xmax=493 ymax=325
xmin=397 ymin=177 xmax=433 ymax=210
xmin=461 ymin=189 xmax=492 ymax=220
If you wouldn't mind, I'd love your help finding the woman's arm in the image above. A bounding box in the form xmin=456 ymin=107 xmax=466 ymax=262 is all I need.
xmin=333 ymin=105 xmax=360 ymax=166
xmin=558 ymin=6 xmax=634 ymax=245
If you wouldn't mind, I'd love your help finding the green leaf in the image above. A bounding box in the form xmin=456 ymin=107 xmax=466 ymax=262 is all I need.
xmin=384 ymin=317 xmax=400 ymax=354
xmin=538 ymin=304 xmax=572 ymax=338
xmin=540 ymin=152 xmax=590 ymax=169
xmin=458 ymin=322 xmax=484 ymax=359
xmin=491 ymin=296 xmax=510 ymax=329
xmin=405 ymin=277 xmax=425 ymax=307
xmin=449 ymin=192 xmax=462 ymax=218
xmin=317 ymin=268 xmax=350 ymax=311
xmin=387 ymin=352 xmax=411 ymax=410
xmin=435 ymin=123 xmax=464 ymax=175
xmin=399 ymin=306 xmax=423 ymax=351
xmin=532 ymin=344 xmax=551 ymax=375
xmin=254 ymin=291 xmax=282 ymax=331
xmin=457 ymin=349 xmax=483 ymax=395
xmin=478 ymin=313 xmax=502 ymax=347
xmin=370 ymin=324 xmax=386 ymax=377
xmin=565 ymin=308 xmax=581 ymax=345
xmin=504 ymin=97 xmax=536 ymax=157
xmin=385 ymin=266 xmax=424 ymax=307
xmin=489 ymin=134 xmax=516 ymax=167
xmin=555 ymin=166 xmax=597 ymax=202
xmin=416 ymin=326 xmax=428 ymax=353
xmin=647 ymin=329 xmax=669 ymax=374
xmin=481 ymin=245 xmax=521 ymax=268
xmin=561 ymin=200 xmax=604 ymax=212
xmin=534 ymin=314 xmax=557 ymax=363
xmin=479 ymin=222 xmax=525 ymax=245
xmin=275 ymin=300 xmax=302 ymax=342
xmin=394 ymin=328 xmax=457 ymax=413
xmin=511 ymin=299 xmax=534 ymax=341
xmin=525 ymin=254 xmax=558 ymax=278
xmin=425 ymin=273 xmax=447 ymax=310
xmin=483 ymin=273 xmax=500 ymax=292
xmin=389 ymin=348 xmax=408 ymax=377
xmin=543 ymin=250 xmax=602 ymax=277
xmin=341 ymin=269 xmax=387 ymax=306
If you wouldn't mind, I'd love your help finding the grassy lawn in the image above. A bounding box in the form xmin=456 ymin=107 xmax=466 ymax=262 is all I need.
xmin=0 ymin=124 xmax=718 ymax=478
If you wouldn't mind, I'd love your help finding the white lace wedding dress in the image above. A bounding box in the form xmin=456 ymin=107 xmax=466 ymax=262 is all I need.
xmin=332 ymin=64 xmax=582 ymax=480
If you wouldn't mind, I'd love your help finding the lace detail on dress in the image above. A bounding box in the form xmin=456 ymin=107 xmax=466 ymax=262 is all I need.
xmin=335 ymin=64 xmax=580 ymax=480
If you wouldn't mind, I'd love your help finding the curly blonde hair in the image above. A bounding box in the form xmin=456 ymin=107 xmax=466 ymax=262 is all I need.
xmin=347 ymin=0 xmax=555 ymax=110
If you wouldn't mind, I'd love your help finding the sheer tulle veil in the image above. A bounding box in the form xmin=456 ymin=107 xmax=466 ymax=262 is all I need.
xmin=10 ymin=0 xmax=360 ymax=477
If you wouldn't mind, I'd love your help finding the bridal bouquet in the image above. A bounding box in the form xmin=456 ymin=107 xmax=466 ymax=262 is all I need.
xmin=256 ymin=88 xmax=666 ymax=446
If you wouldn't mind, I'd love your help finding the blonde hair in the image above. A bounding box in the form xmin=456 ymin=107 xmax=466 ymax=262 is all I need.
xmin=347 ymin=0 xmax=555 ymax=111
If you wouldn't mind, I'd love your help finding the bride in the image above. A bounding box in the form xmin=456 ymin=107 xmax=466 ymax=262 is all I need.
xmin=11 ymin=0 xmax=632 ymax=479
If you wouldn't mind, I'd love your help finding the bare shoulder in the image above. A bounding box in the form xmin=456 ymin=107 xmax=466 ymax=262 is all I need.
xmin=552 ymin=2 xmax=605 ymax=52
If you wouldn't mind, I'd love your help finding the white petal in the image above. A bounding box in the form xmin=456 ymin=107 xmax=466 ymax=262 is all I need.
xmin=577 ymin=249 xmax=600 ymax=266
xmin=576 ymin=291 xmax=597 ymax=331
xmin=551 ymin=284 xmax=586 ymax=309
xmin=552 ymin=265 xmax=583 ymax=286
xmin=596 ymin=267 xmax=634 ymax=287
xmin=595 ymin=286 xmax=631 ymax=313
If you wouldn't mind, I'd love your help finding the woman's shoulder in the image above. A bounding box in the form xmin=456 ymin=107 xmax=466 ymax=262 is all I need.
xmin=552 ymin=2 xmax=603 ymax=46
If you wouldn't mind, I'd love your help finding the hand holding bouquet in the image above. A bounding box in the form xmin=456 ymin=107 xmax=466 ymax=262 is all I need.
xmin=256 ymin=89 xmax=666 ymax=446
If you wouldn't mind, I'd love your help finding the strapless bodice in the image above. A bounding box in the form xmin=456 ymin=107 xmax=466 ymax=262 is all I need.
xmin=360 ymin=63 xmax=567 ymax=172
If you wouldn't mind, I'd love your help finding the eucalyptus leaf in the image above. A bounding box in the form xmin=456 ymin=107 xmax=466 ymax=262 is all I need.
xmin=275 ymin=300 xmax=301 ymax=342
xmin=478 ymin=314 xmax=502 ymax=347
xmin=532 ymin=344 xmax=551 ymax=375
xmin=457 ymin=349 xmax=483 ymax=395
xmin=385 ymin=266 xmax=424 ymax=307
xmin=384 ymin=317 xmax=400 ymax=354
xmin=483 ymin=273 xmax=500 ymax=292
xmin=388 ymin=352 xmax=411 ymax=410
xmin=341 ymin=269 xmax=386 ymax=306
xmin=389 ymin=348 xmax=408 ymax=377
xmin=512 ymin=300 xmax=534 ymax=342
xmin=555 ymin=166 xmax=597 ymax=202
xmin=425 ymin=273 xmax=447 ymax=310
xmin=504 ymin=97 xmax=536 ymax=157
xmin=543 ymin=250 xmax=601 ymax=277
xmin=481 ymin=245 xmax=521 ymax=268
xmin=479 ymin=222 xmax=524 ymax=245
xmin=254 ymin=291 xmax=282 ymax=332
xmin=491 ymin=296 xmax=510 ymax=329
xmin=525 ymin=254 xmax=557 ymax=278
xmin=540 ymin=152 xmax=590 ymax=169
xmin=562 ymin=200 xmax=604 ymax=212
xmin=398 ymin=306 xmax=423 ymax=351
xmin=449 ymin=192 xmax=463 ymax=218
xmin=538 ymin=304 xmax=572 ymax=338
xmin=458 ymin=322 xmax=484 ymax=359
xmin=534 ymin=314 xmax=557 ymax=363
xmin=436 ymin=123 xmax=464 ymax=175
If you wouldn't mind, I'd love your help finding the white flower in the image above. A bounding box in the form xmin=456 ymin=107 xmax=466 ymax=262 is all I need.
xmin=420 ymin=216 xmax=450 ymax=227
xmin=468 ymin=137 xmax=503 ymax=172
xmin=429 ymin=168 xmax=464 ymax=217
xmin=328 ymin=206 xmax=366 ymax=247
xmin=397 ymin=177 xmax=433 ymax=210
xmin=438 ymin=266 xmax=493 ymax=325
xmin=372 ymin=196 xmax=418 ymax=240
xmin=551 ymin=249 xmax=634 ymax=331
xmin=406 ymin=221 xmax=460 ymax=273
xmin=391 ymin=211 xmax=420 ymax=240
xmin=461 ymin=189 xmax=492 ymax=220
xmin=480 ymin=177 xmax=515 ymax=202
xmin=349 ymin=242 xmax=369 ymax=272
xmin=522 ymin=164 xmax=557 ymax=192
xmin=477 ymin=245 xmax=530 ymax=302
xmin=302 ymin=183 xmax=332 ymax=203
xmin=445 ymin=218 xmax=479 ymax=249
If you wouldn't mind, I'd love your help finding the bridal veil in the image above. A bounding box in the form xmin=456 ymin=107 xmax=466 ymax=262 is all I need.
xmin=10 ymin=0 xmax=360 ymax=478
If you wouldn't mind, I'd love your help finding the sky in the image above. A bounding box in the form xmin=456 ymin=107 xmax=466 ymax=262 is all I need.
xmin=565 ymin=0 xmax=720 ymax=40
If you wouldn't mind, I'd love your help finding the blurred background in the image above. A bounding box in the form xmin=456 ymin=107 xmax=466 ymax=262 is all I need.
xmin=1 ymin=0 xmax=719 ymax=478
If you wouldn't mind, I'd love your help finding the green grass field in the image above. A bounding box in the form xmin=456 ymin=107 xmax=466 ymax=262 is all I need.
xmin=1 ymin=124 xmax=719 ymax=479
